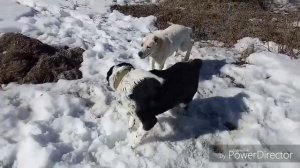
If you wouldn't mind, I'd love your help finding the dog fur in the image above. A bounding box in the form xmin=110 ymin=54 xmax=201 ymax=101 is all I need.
xmin=138 ymin=24 xmax=193 ymax=70
xmin=106 ymin=59 xmax=202 ymax=145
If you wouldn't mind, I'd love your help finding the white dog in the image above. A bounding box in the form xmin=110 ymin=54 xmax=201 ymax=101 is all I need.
xmin=138 ymin=24 xmax=193 ymax=70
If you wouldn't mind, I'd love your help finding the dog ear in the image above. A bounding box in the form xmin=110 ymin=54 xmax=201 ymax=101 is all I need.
xmin=106 ymin=66 xmax=114 ymax=84
xmin=153 ymin=36 xmax=160 ymax=43
xmin=117 ymin=62 xmax=134 ymax=69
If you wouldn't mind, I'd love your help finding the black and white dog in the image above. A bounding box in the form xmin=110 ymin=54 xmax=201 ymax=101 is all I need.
xmin=106 ymin=59 xmax=202 ymax=145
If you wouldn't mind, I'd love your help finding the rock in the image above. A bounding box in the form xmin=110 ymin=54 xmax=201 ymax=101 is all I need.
xmin=0 ymin=33 xmax=84 ymax=84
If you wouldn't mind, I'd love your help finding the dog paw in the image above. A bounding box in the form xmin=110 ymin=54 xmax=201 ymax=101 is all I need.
xmin=128 ymin=116 xmax=136 ymax=130
xmin=127 ymin=132 xmax=142 ymax=148
xmin=127 ymin=127 xmax=148 ymax=148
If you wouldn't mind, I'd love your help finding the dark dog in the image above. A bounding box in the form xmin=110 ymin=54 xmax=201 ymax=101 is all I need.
xmin=106 ymin=59 xmax=202 ymax=144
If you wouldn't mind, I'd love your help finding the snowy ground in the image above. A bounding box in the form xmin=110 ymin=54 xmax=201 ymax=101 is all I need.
xmin=0 ymin=0 xmax=33 ymax=32
xmin=270 ymin=0 xmax=300 ymax=11
xmin=0 ymin=0 xmax=300 ymax=168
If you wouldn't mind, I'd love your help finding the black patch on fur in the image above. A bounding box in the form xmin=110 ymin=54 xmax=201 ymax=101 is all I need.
xmin=129 ymin=59 xmax=203 ymax=131
xmin=116 ymin=62 xmax=134 ymax=68
xmin=149 ymin=59 xmax=202 ymax=115
xmin=129 ymin=78 xmax=161 ymax=131
xmin=106 ymin=66 xmax=114 ymax=85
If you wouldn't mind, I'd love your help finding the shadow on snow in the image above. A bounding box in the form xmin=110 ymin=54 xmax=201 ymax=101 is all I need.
xmin=144 ymin=92 xmax=249 ymax=143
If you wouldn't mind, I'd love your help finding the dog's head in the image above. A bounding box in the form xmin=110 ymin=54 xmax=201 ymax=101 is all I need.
xmin=106 ymin=62 xmax=134 ymax=91
xmin=138 ymin=34 xmax=161 ymax=59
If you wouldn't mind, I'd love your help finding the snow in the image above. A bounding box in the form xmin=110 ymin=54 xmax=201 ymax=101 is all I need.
xmin=0 ymin=0 xmax=33 ymax=32
xmin=270 ymin=0 xmax=300 ymax=11
xmin=292 ymin=21 xmax=300 ymax=27
xmin=0 ymin=0 xmax=300 ymax=168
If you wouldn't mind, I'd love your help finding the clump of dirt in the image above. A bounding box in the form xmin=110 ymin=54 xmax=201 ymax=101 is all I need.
xmin=0 ymin=33 xmax=85 ymax=84
xmin=111 ymin=0 xmax=300 ymax=51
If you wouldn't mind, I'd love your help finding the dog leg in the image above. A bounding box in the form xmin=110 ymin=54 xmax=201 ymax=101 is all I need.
xmin=128 ymin=124 xmax=148 ymax=148
xmin=150 ymin=57 xmax=155 ymax=69
xmin=152 ymin=61 xmax=159 ymax=70
xmin=128 ymin=114 xmax=136 ymax=131
xmin=183 ymin=51 xmax=191 ymax=62
xmin=156 ymin=60 xmax=165 ymax=70
xmin=158 ymin=64 xmax=164 ymax=70
xmin=174 ymin=49 xmax=179 ymax=57
xmin=182 ymin=40 xmax=193 ymax=62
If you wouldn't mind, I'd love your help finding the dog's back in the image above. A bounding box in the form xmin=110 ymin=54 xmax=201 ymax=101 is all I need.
xmin=161 ymin=24 xmax=192 ymax=39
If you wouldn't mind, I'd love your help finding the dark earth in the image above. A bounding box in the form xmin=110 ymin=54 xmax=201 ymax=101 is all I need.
xmin=0 ymin=33 xmax=84 ymax=84
xmin=111 ymin=0 xmax=300 ymax=51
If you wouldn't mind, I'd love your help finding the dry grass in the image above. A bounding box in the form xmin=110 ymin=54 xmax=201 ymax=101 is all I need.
xmin=111 ymin=0 xmax=300 ymax=53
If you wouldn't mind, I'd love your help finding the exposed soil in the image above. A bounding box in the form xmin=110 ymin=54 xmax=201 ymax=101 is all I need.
xmin=111 ymin=0 xmax=300 ymax=51
xmin=0 ymin=33 xmax=85 ymax=84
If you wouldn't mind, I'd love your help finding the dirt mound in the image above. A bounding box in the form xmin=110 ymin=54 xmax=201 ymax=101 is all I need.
xmin=0 ymin=33 xmax=84 ymax=84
